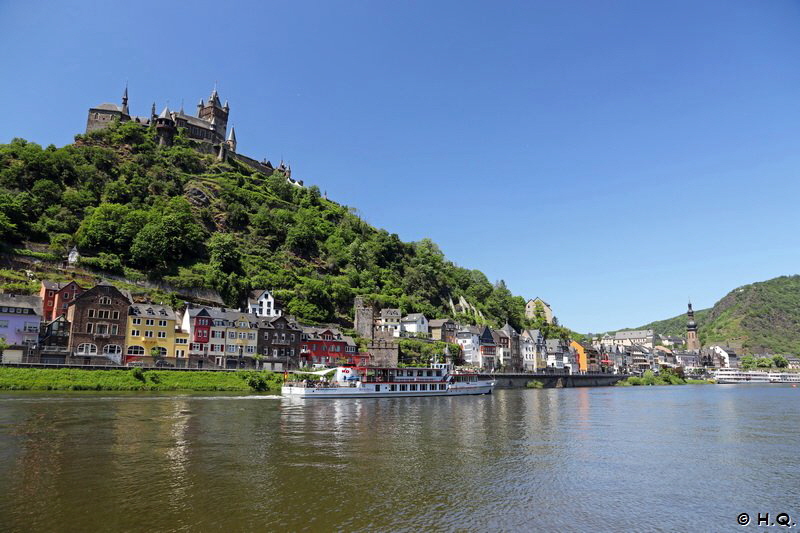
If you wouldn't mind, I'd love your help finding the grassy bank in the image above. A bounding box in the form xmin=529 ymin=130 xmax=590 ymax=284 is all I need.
xmin=0 ymin=367 xmax=285 ymax=392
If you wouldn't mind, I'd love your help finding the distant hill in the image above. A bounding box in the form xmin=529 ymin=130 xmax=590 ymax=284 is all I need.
xmin=699 ymin=275 xmax=800 ymax=355
xmin=635 ymin=308 xmax=710 ymax=338
xmin=613 ymin=275 xmax=800 ymax=355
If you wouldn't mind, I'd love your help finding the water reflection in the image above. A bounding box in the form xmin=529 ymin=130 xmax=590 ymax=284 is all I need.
xmin=0 ymin=386 xmax=798 ymax=532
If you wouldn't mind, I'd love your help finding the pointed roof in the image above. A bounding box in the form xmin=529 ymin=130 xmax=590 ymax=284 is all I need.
xmin=223 ymin=99 xmax=229 ymax=109
xmin=209 ymin=87 xmax=221 ymax=106
xmin=158 ymin=106 xmax=172 ymax=119
xmin=198 ymin=98 xmax=204 ymax=107
xmin=227 ymin=127 xmax=236 ymax=142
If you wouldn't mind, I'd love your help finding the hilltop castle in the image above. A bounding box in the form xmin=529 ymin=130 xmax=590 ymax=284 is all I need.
xmin=86 ymin=86 xmax=300 ymax=184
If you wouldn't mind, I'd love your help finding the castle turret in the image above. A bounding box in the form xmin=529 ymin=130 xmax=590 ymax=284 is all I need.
xmin=156 ymin=106 xmax=176 ymax=147
xmin=121 ymin=85 xmax=129 ymax=116
xmin=686 ymin=301 xmax=700 ymax=353
xmin=197 ymin=99 xmax=204 ymax=117
xmin=226 ymin=126 xmax=237 ymax=153
xmin=151 ymin=102 xmax=156 ymax=121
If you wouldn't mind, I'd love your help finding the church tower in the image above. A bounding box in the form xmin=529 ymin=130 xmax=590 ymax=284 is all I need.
xmin=686 ymin=301 xmax=700 ymax=352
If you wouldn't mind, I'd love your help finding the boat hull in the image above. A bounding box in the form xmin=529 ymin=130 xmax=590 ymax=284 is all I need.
xmin=282 ymin=382 xmax=494 ymax=399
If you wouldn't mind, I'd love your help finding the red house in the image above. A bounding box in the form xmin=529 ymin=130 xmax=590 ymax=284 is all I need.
xmin=300 ymin=327 xmax=370 ymax=367
xmin=39 ymin=280 xmax=86 ymax=322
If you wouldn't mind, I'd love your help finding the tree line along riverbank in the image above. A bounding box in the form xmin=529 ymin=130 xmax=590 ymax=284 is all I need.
xmin=616 ymin=369 xmax=714 ymax=386
xmin=0 ymin=367 xmax=284 ymax=392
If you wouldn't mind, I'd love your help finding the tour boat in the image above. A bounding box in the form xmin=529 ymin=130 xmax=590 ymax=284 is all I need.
xmin=768 ymin=372 xmax=800 ymax=384
xmin=713 ymin=368 xmax=771 ymax=384
xmin=282 ymin=362 xmax=495 ymax=399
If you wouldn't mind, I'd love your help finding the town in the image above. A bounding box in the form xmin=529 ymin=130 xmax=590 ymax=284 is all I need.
xmin=3 ymin=273 xmax=797 ymax=377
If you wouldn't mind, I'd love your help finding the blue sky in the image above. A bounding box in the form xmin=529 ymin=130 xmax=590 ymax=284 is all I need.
xmin=2 ymin=0 xmax=800 ymax=332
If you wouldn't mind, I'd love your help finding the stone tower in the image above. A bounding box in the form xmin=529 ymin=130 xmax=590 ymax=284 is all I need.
xmin=198 ymin=87 xmax=229 ymax=143
xmin=354 ymin=296 xmax=376 ymax=340
xmin=686 ymin=301 xmax=700 ymax=352
xmin=156 ymin=106 xmax=176 ymax=147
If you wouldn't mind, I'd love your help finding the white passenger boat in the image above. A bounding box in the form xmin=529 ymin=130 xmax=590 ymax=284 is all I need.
xmin=713 ymin=368 xmax=771 ymax=384
xmin=768 ymin=372 xmax=800 ymax=384
xmin=282 ymin=362 xmax=495 ymax=399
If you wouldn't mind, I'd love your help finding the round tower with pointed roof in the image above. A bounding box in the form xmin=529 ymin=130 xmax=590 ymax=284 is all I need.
xmin=156 ymin=106 xmax=176 ymax=146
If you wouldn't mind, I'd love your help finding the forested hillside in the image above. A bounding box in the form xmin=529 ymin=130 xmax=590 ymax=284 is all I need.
xmin=633 ymin=308 xmax=710 ymax=338
xmin=0 ymin=121 xmax=567 ymax=335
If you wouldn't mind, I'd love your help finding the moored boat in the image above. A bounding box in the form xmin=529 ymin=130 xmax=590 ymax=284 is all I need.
xmin=713 ymin=368 xmax=771 ymax=384
xmin=282 ymin=362 xmax=495 ymax=399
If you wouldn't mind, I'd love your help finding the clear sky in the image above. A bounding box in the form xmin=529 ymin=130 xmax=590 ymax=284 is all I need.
xmin=2 ymin=0 xmax=800 ymax=333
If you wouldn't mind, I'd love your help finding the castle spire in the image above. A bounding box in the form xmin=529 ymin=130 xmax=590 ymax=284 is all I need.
xmin=226 ymin=126 xmax=237 ymax=152
xmin=227 ymin=126 xmax=236 ymax=142
xmin=151 ymin=102 xmax=156 ymax=120
xmin=121 ymin=84 xmax=129 ymax=115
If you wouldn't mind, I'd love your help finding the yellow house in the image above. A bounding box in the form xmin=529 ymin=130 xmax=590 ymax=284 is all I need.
xmin=525 ymin=297 xmax=554 ymax=324
xmin=125 ymin=304 xmax=178 ymax=365
xmin=570 ymin=340 xmax=588 ymax=373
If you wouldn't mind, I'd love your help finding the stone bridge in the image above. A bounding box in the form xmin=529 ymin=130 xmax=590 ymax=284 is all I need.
xmin=479 ymin=372 xmax=627 ymax=389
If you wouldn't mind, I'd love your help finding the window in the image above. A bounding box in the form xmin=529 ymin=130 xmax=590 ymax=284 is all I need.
xmin=131 ymin=329 xmax=140 ymax=337
xmin=190 ymin=343 xmax=203 ymax=351
xmin=145 ymin=319 xmax=154 ymax=326
xmin=145 ymin=331 xmax=153 ymax=338
xmin=410 ymin=384 xmax=417 ymax=391
xmin=273 ymin=349 xmax=278 ymax=357
xmin=103 ymin=344 xmax=121 ymax=355
xmin=110 ymin=325 xmax=118 ymax=335
xmin=88 ymin=309 xmax=96 ymax=318
xmin=47 ymin=300 xmax=53 ymax=307
xmin=439 ymin=384 xmax=446 ymax=390
xmin=158 ymin=320 xmax=167 ymax=327
xmin=420 ymin=384 xmax=427 ymax=391
xmin=400 ymin=384 xmax=408 ymax=391
xmin=246 ymin=346 xmax=255 ymax=353
xmin=175 ymin=338 xmax=187 ymax=344
xmin=157 ymin=331 xmax=166 ymax=339
xmin=132 ymin=318 xmax=141 ymax=325
xmin=212 ymin=331 xmax=224 ymax=339
xmin=153 ymin=347 xmax=167 ymax=357
xmin=77 ymin=343 xmax=97 ymax=355
xmin=263 ymin=332 xmax=269 ymax=340
xmin=96 ymin=324 xmax=108 ymax=335
xmin=98 ymin=310 xmax=110 ymax=319
xmin=48 ymin=291 xmax=54 ymax=297
xmin=290 ymin=334 xmax=295 ymax=342
xmin=86 ymin=323 xmax=94 ymax=333
xmin=228 ymin=345 xmax=237 ymax=353
xmin=63 ymin=293 xmax=71 ymax=300
xmin=175 ymin=349 xmax=185 ymax=358
xmin=247 ymin=332 xmax=255 ymax=340
xmin=390 ymin=385 xmax=397 ymax=391
xmin=239 ymin=332 xmax=246 ymax=340
xmin=228 ymin=331 xmax=235 ymax=339
xmin=112 ymin=311 xmax=119 ymax=320
xmin=128 ymin=345 xmax=144 ymax=355
xmin=0 ymin=320 xmax=6 ymax=328
xmin=99 ymin=297 xmax=111 ymax=305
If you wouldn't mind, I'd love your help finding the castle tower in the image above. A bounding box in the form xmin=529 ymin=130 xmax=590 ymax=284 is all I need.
xmin=156 ymin=106 xmax=176 ymax=147
xmin=354 ymin=296 xmax=376 ymax=340
xmin=226 ymin=126 xmax=237 ymax=153
xmin=198 ymin=87 xmax=229 ymax=143
xmin=686 ymin=301 xmax=700 ymax=353
xmin=121 ymin=85 xmax=129 ymax=116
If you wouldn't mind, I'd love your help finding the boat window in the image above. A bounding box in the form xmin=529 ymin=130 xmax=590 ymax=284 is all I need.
xmin=440 ymin=384 xmax=446 ymax=390
xmin=390 ymin=385 xmax=397 ymax=391
xmin=417 ymin=370 xmax=423 ymax=377
xmin=436 ymin=370 xmax=442 ymax=376
xmin=400 ymin=384 xmax=407 ymax=391
xmin=375 ymin=385 xmax=380 ymax=392
xmin=427 ymin=370 xmax=433 ymax=376
xmin=420 ymin=384 xmax=426 ymax=391
xmin=410 ymin=384 xmax=417 ymax=391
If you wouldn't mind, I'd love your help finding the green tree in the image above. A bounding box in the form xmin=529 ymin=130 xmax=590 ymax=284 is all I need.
xmin=772 ymin=355 xmax=789 ymax=368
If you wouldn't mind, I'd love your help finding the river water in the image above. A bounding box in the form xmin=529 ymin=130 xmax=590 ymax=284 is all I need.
xmin=0 ymin=385 xmax=798 ymax=532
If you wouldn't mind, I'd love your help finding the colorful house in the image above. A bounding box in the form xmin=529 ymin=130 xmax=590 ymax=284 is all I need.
xmin=125 ymin=303 xmax=181 ymax=366
xmin=39 ymin=280 xmax=85 ymax=322
xmin=0 ymin=294 xmax=42 ymax=357
xmin=300 ymin=327 xmax=368 ymax=367
xmin=569 ymin=340 xmax=588 ymax=373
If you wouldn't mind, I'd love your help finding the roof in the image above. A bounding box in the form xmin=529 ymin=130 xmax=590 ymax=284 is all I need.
xmin=546 ymin=339 xmax=563 ymax=350
xmin=92 ymin=103 xmax=124 ymax=112
xmin=527 ymin=297 xmax=551 ymax=308
xmin=41 ymin=280 xmax=61 ymax=290
xmin=247 ymin=289 xmax=270 ymax=304
xmin=0 ymin=294 xmax=42 ymax=315
xmin=129 ymin=303 xmax=176 ymax=321
xmin=402 ymin=313 xmax=426 ymax=321
xmin=501 ymin=323 xmax=518 ymax=336
xmin=615 ymin=330 xmax=654 ymax=340
xmin=173 ymin=110 xmax=216 ymax=130
xmin=227 ymin=127 xmax=236 ymax=142
xmin=380 ymin=308 xmax=401 ymax=317
xmin=428 ymin=318 xmax=454 ymax=328
xmin=158 ymin=106 xmax=172 ymax=119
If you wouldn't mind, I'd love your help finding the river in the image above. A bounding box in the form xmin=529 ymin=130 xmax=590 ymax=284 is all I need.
xmin=0 ymin=385 xmax=798 ymax=532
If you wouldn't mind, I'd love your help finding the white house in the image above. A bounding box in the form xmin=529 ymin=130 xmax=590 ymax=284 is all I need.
xmin=401 ymin=313 xmax=428 ymax=336
xmin=246 ymin=289 xmax=281 ymax=318
xmin=456 ymin=326 xmax=481 ymax=366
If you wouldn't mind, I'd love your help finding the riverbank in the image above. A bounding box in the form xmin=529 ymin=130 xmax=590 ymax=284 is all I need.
xmin=616 ymin=370 xmax=714 ymax=386
xmin=0 ymin=367 xmax=284 ymax=392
